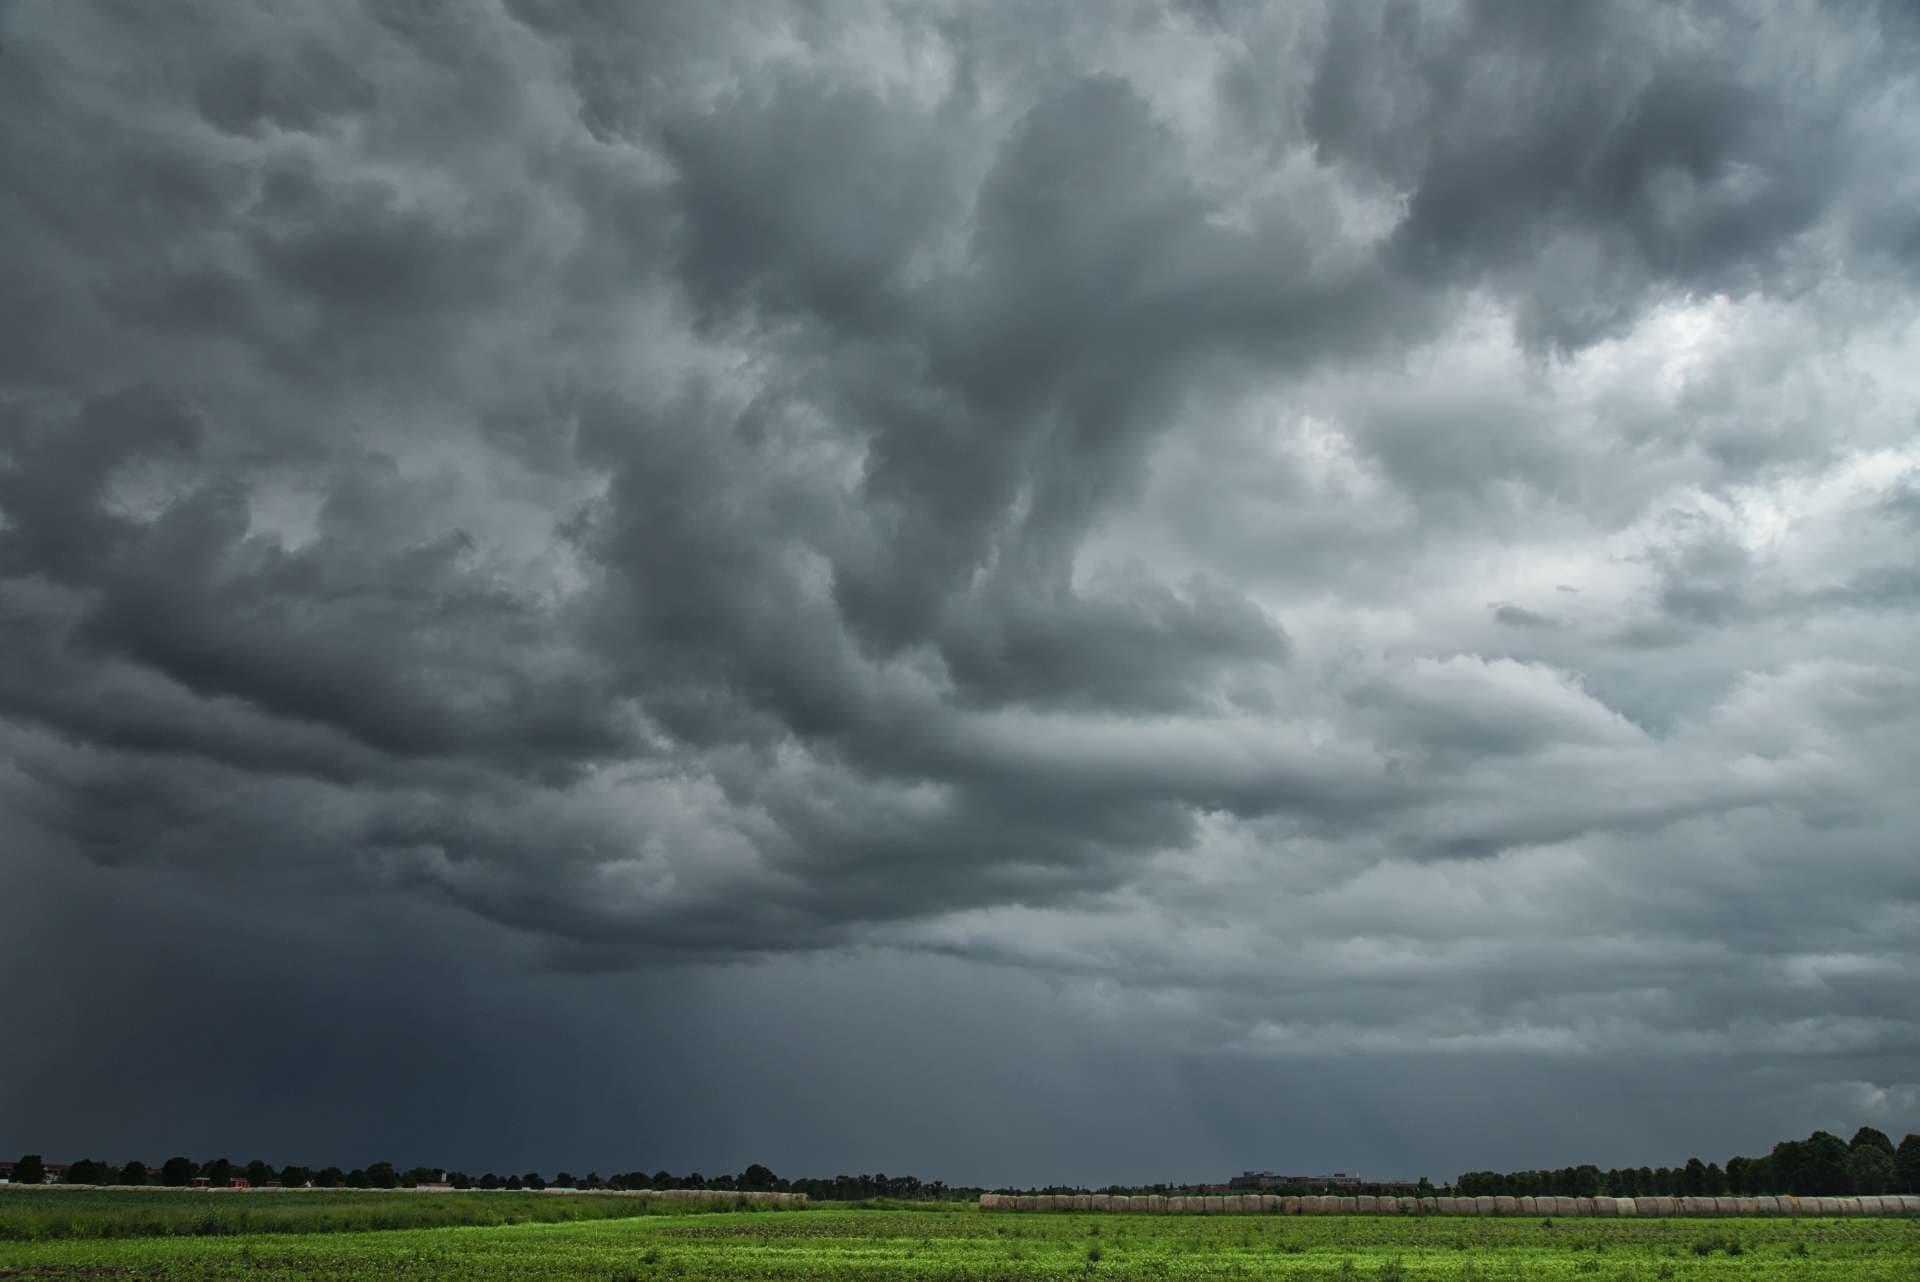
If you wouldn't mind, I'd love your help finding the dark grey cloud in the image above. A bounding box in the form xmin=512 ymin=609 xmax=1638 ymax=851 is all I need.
xmin=2 ymin=0 xmax=1918 ymax=1181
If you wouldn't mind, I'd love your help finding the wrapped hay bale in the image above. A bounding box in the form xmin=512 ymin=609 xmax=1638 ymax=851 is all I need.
xmin=1418 ymin=1198 xmax=1438 ymax=1215
xmin=1204 ymin=1196 xmax=1225 ymax=1213
xmin=1260 ymin=1194 xmax=1279 ymax=1212
xmin=1089 ymin=1194 xmax=1110 ymax=1212
xmin=1471 ymin=1196 xmax=1493 ymax=1216
xmin=1355 ymin=1195 xmax=1376 ymax=1214
xmin=1520 ymin=1197 xmax=1537 ymax=1214
xmin=1592 ymin=1197 xmax=1617 ymax=1217
xmin=1338 ymin=1196 xmax=1358 ymax=1214
xmin=1615 ymin=1198 xmax=1636 ymax=1218
xmin=1436 ymin=1196 xmax=1459 ymax=1215
xmin=1494 ymin=1196 xmax=1517 ymax=1216
xmin=1111 ymin=1195 xmax=1131 ymax=1212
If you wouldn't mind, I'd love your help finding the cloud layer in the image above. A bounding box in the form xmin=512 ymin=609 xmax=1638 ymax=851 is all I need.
xmin=2 ymin=0 xmax=1917 ymax=1179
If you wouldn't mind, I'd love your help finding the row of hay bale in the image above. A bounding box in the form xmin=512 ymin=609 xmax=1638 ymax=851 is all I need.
xmin=978 ymin=1192 xmax=1920 ymax=1217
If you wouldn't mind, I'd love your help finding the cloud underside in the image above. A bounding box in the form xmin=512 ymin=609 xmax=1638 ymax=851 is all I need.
xmin=2 ymin=0 xmax=1919 ymax=1119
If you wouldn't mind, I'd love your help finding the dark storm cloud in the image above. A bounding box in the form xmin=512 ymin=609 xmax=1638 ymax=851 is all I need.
xmin=3 ymin=0 xmax=1918 ymax=1179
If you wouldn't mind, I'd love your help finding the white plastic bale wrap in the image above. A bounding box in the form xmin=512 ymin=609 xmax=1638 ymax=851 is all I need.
xmin=1494 ymin=1195 xmax=1517 ymax=1216
xmin=1089 ymin=1194 xmax=1110 ymax=1212
xmin=1355 ymin=1195 xmax=1376 ymax=1214
xmin=1339 ymin=1196 xmax=1358 ymax=1214
xmin=1592 ymin=1196 xmax=1617 ymax=1217
xmin=1572 ymin=1198 xmax=1595 ymax=1217
xmin=1615 ymin=1198 xmax=1636 ymax=1218
xmin=1259 ymin=1194 xmax=1279 ymax=1212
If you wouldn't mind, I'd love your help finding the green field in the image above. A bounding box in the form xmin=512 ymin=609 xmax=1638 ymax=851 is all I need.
xmin=0 ymin=1198 xmax=1915 ymax=1280
xmin=0 ymin=1188 xmax=756 ymax=1242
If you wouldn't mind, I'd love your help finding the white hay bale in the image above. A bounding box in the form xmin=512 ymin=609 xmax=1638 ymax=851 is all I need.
xmin=1521 ymin=1196 xmax=1538 ymax=1214
xmin=1734 ymin=1197 xmax=1755 ymax=1216
xmin=1468 ymin=1195 xmax=1490 ymax=1216
xmin=1336 ymin=1196 xmax=1356 ymax=1214
xmin=1228 ymin=1194 xmax=1251 ymax=1213
xmin=1615 ymin=1198 xmax=1636 ymax=1218
xmin=1592 ymin=1196 xmax=1617 ymax=1217
xmin=1859 ymin=1196 xmax=1885 ymax=1216
xmin=1494 ymin=1195 xmax=1517 ymax=1216
xmin=1380 ymin=1196 xmax=1402 ymax=1215
xmin=1840 ymin=1197 xmax=1864 ymax=1216
xmin=1150 ymin=1195 xmax=1169 ymax=1213
xmin=1895 ymin=1195 xmax=1920 ymax=1216
xmin=1282 ymin=1196 xmax=1303 ymax=1214
xmin=1354 ymin=1195 xmax=1375 ymax=1214
xmin=1752 ymin=1196 xmax=1779 ymax=1216
xmin=1089 ymin=1194 xmax=1109 ymax=1212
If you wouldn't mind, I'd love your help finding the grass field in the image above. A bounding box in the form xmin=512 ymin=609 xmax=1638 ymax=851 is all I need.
xmin=0 ymin=1199 xmax=1914 ymax=1280
xmin=0 ymin=1188 xmax=756 ymax=1241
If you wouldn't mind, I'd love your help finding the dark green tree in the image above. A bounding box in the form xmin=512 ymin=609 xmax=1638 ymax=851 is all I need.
xmin=315 ymin=1167 xmax=344 ymax=1188
xmin=160 ymin=1157 xmax=196 ymax=1186
xmin=201 ymin=1158 xmax=235 ymax=1186
xmin=119 ymin=1160 xmax=148 ymax=1185
xmin=366 ymin=1161 xmax=397 ymax=1189
xmin=64 ymin=1159 xmax=105 ymax=1184
xmin=1802 ymin=1132 xmax=1852 ymax=1195
xmin=1681 ymin=1158 xmax=1707 ymax=1195
xmin=1897 ymin=1135 xmax=1920 ymax=1194
xmin=12 ymin=1155 xmax=45 ymax=1185
xmin=1848 ymin=1145 xmax=1895 ymax=1195
xmin=1849 ymin=1127 xmax=1894 ymax=1155
xmin=741 ymin=1164 xmax=777 ymax=1191
xmin=245 ymin=1160 xmax=275 ymax=1186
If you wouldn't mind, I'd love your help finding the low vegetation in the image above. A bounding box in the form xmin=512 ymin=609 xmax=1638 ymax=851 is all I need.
xmin=0 ymin=1188 xmax=763 ymax=1242
xmin=0 ymin=1200 xmax=1914 ymax=1280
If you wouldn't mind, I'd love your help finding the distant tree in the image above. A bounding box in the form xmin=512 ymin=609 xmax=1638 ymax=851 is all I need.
xmin=450 ymin=1172 xmax=472 ymax=1189
xmin=1726 ymin=1156 xmax=1751 ymax=1194
xmin=346 ymin=1168 xmax=368 ymax=1188
xmin=64 ymin=1159 xmax=104 ymax=1184
xmin=314 ymin=1168 xmax=344 ymax=1188
xmin=1802 ymin=1132 xmax=1852 ymax=1195
xmin=404 ymin=1167 xmax=440 ymax=1187
xmin=1850 ymin=1127 xmax=1895 ymax=1156
xmin=480 ymin=1173 xmax=501 ymax=1190
xmin=1681 ymin=1158 xmax=1707 ymax=1195
xmin=741 ymin=1164 xmax=777 ymax=1191
xmin=12 ymin=1155 xmax=45 ymax=1185
xmin=684 ymin=1172 xmax=706 ymax=1189
xmin=280 ymin=1166 xmax=311 ymax=1188
xmin=201 ymin=1158 xmax=234 ymax=1187
xmin=506 ymin=1174 xmax=524 ymax=1190
xmin=161 ymin=1157 xmax=196 ymax=1187
xmin=523 ymin=1172 xmax=545 ymax=1191
xmin=366 ymin=1162 xmax=397 ymax=1189
xmin=1848 ymin=1146 xmax=1895 ymax=1195
xmin=119 ymin=1161 xmax=148 ymax=1186
xmin=245 ymin=1160 xmax=275 ymax=1187
xmin=1704 ymin=1163 xmax=1727 ymax=1196
xmin=1897 ymin=1135 xmax=1920 ymax=1194
xmin=651 ymin=1171 xmax=674 ymax=1190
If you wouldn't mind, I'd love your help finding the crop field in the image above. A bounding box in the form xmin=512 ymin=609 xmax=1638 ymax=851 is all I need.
xmin=0 ymin=1199 xmax=1915 ymax=1280
xmin=0 ymin=1188 xmax=755 ymax=1242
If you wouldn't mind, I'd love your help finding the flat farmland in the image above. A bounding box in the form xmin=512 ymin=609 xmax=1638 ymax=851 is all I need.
xmin=2 ymin=1199 xmax=1917 ymax=1281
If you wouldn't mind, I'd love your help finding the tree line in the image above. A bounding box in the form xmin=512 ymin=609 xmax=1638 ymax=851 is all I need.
xmin=1455 ymin=1128 xmax=1920 ymax=1199
xmin=3 ymin=1156 xmax=977 ymax=1201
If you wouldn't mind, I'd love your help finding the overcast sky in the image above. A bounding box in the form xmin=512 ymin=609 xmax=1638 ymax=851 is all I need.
xmin=3 ymin=0 xmax=1918 ymax=1187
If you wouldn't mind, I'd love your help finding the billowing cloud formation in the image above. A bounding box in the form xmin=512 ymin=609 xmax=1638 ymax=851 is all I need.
xmin=2 ymin=0 xmax=1917 ymax=1179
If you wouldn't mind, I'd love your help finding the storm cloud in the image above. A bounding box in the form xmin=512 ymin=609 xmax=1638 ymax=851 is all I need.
xmin=2 ymin=0 xmax=1917 ymax=1183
